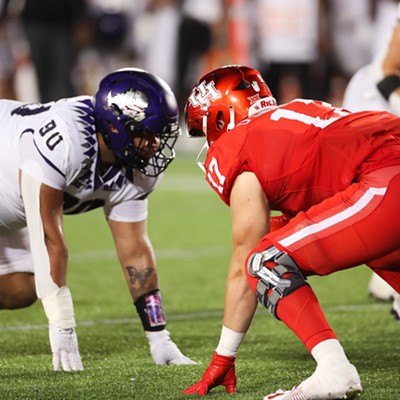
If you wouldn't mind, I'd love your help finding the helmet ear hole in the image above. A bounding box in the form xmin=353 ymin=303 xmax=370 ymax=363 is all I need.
xmin=107 ymin=122 xmax=118 ymax=134
xmin=216 ymin=111 xmax=225 ymax=131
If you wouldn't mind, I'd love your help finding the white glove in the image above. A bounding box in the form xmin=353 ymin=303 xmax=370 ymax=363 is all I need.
xmin=49 ymin=325 xmax=84 ymax=371
xmin=146 ymin=330 xmax=197 ymax=365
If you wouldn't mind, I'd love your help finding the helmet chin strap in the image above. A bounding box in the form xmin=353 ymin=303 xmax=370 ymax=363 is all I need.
xmin=195 ymin=141 xmax=208 ymax=173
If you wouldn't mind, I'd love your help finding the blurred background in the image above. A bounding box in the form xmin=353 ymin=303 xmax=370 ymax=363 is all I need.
xmin=0 ymin=0 xmax=398 ymax=151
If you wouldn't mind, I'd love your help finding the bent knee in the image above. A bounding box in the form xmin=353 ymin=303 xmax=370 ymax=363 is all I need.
xmin=0 ymin=273 xmax=37 ymax=309
xmin=0 ymin=292 xmax=38 ymax=309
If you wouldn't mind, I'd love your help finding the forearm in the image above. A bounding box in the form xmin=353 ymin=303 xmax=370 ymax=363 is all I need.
xmin=20 ymin=172 xmax=66 ymax=295
xmin=20 ymin=172 xmax=74 ymax=331
xmin=223 ymin=271 xmax=258 ymax=333
xmin=108 ymin=218 xmax=159 ymax=301
xmin=223 ymin=171 xmax=268 ymax=333
xmin=215 ymin=256 xmax=258 ymax=357
xmin=218 ymin=284 xmax=256 ymax=358
xmin=46 ymin=240 xmax=68 ymax=287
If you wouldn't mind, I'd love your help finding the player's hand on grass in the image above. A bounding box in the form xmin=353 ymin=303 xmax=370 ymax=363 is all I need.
xmin=182 ymin=351 xmax=236 ymax=395
xmin=146 ymin=330 xmax=197 ymax=365
xmin=49 ymin=325 xmax=83 ymax=371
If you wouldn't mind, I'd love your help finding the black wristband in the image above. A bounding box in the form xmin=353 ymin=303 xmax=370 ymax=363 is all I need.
xmin=376 ymin=74 xmax=400 ymax=100
xmin=134 ymin=289 xmax=166 ymax=331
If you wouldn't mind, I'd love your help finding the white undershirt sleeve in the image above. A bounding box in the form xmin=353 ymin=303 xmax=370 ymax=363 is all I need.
xmin=20 ymin=171 xmax=76 ymax=329
xmin=20 ymin=171 xmax=59 ymax=297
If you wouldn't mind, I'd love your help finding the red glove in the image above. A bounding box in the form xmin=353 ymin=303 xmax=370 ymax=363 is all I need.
xmin=182 ymin=351 xmax=236 ymax=396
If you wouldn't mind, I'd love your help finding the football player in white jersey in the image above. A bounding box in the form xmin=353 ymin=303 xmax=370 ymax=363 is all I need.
xmin=342 ymin=2 xmax=400 ymax=314
xmin=0 ymin=68 xmax=196 ymax=371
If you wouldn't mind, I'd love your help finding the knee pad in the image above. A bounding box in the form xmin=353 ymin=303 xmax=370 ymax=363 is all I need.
xmin=247 ymin=246 xmax=309 ymax=319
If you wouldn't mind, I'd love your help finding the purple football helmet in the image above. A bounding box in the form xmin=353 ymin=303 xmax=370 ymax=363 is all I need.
xmin=94 ymin=68 xmax=180 ymax=176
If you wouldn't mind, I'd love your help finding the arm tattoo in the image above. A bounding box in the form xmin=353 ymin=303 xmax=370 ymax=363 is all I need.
xmin=126 ymin=265 xmax=154 ymax=289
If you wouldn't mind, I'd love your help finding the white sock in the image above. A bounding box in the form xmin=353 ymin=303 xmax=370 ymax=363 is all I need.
xmin=215 ymin=325 xmax=245 ymax=357
xmin=311 ymin=339 xmax=350 ymax=369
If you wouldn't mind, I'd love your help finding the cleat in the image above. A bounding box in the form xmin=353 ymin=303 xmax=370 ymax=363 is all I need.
xmin=368 ymin=273 xmax=396 ymax=302
xmin=264 ymin=364 xmax=362 ymax=400
xmin=390 ymin=294 xmax=400 ymax=320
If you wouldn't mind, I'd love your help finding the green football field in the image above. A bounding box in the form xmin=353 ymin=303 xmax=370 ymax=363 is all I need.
xmin=0 ymin=155 xmax=399 ymax=399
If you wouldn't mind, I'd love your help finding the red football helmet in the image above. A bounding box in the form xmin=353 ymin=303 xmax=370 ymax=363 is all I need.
xmin=184 ymin=65 xmax=277 ymax=146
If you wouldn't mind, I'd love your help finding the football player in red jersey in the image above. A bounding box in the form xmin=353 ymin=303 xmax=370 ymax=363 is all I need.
xmin=181 ymin=65 xmax=400 ymax=399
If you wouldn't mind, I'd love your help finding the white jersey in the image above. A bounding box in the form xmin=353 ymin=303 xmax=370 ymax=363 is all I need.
xmin=342 ymin=2 xmax=400 ymax=115
xmin=341 ymin=64 xmax=399 ymax=114
xmin=0 ymin=96 xmax=161 ymax=231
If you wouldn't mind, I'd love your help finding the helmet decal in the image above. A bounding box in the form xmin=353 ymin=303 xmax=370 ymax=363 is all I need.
xmin=188 ymin=81 xmax=221 ymax=108
xmin=106 ymin=89 xmax=149 ymax=122
xmin=248 ymin=93 xmax=262 ymax=104
xmin=251 ymin=81 xmax=261 ymax=92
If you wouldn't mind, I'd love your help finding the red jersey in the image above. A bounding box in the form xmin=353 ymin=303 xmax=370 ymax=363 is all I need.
xmin=204 ymin=99 xmax=400 ymax=216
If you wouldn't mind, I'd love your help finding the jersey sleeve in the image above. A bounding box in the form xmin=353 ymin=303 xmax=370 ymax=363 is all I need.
xmin=104 ymin=198 xmax=148 ymax=222
xmin=18 ymin=109 xmax=87 ymax=190
xmin=19 ymin=120 xmax=69 ymax=190
xmin=103 ymin=171 xmax=162 ymax=222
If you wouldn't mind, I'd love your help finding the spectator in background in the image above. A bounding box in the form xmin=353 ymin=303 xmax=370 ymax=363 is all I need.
xmin=133 ymin=0 xmax=181 ymax=94
xmin=253 ymin=0 xmax=330 ymax=103
xmin=327 ymin=0 xmax=373 ymax=87
xmin=72 ymin=0 xmax=142 ymax=96
xmin=20 ymin=0 xmax=89 ymax=102
xmin=132 ymin=0 xmax=226 ymax=112
xmin=0 ymin=1 xmax=16 ymax=99
xmin=176 ymin=0 xmax=225 ymax=110
xmin=342 ymin=0 xmax=399 ymax=115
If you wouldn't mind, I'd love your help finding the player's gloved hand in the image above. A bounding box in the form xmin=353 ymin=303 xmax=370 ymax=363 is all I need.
xmin=146 ymin=330 xmax=197 ymax=365
xmin=49 ymin=325 xmax=84 ymax=371
xmin=182 ymin=351 xmax=236 ymax=395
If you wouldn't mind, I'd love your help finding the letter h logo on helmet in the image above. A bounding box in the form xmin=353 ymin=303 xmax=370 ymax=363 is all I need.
xmin=188 ymin=81 xmax=221 ymax=108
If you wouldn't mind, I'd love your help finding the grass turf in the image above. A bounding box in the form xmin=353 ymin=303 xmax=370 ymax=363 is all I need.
xmin=0 ymin=155 xmax=399 ymax=399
